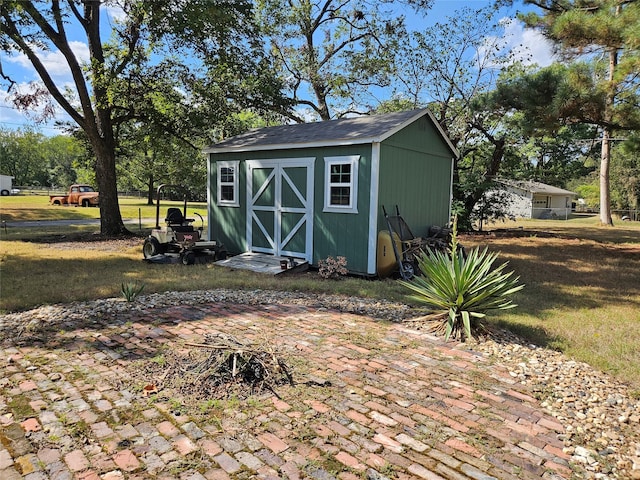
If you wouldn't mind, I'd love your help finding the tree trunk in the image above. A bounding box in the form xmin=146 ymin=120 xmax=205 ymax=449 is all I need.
xmin=147 ymin=175 xmax=155 ymax=206
xmin=92 ymin=135 xmax=128 ymax=235
xmin=599 ymin=46 xmax=617 ymax=226
xmin=599 ymin=127 xmax=613 ymax=225
xmin=313 ymin=84 xmax=331 ymax=121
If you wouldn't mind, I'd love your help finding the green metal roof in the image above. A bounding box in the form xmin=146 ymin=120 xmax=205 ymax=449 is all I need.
xmin=205 ymin=108 xmax=459 ymax=157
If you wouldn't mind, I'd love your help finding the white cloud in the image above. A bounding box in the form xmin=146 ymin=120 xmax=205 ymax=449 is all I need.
xmin=104 ymin=3 xmax=127 ymax=22
xmin=6 ymin=41 xmax=90 ymax=81
xmin=477 ymin=18 xmax=556 ymax=70
xmin=499 ymin=18 xmax=556 ymax=68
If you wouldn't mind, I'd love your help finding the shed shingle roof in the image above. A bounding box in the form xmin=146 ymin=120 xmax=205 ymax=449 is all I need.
xmin=204 ymin=108 xmax=458 ymax=156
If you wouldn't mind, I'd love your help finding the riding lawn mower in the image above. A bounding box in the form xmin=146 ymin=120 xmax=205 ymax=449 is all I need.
xmin=142 ymin=184 xmax=227 ymax=265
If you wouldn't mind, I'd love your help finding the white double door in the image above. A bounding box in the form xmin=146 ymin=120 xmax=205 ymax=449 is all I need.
xmin=246 ymin=158 xmax=314 ymax=262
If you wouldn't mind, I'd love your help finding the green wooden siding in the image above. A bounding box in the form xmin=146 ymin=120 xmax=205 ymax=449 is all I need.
xmin=377 ymin=117 xmax=453 ymax=238
xmin=312 ymin=145 xmax=372 ymax=274
xmin=208 ymin=152 xmax=249 ymax=255
xmin=384 ymin=115 xmax=453 ymax=158
xmin=209 ymin=144 xmax=374 ymax=273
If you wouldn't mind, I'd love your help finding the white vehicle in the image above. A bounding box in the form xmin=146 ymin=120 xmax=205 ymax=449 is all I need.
xmin=0 ymin=175 xmax=14 ymax=196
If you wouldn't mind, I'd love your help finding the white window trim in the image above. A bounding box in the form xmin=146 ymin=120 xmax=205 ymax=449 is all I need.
xmin=323 ymin=155 xmax=359 ymax=213
xmin=217 ymin=160 xmax=240 ymax=207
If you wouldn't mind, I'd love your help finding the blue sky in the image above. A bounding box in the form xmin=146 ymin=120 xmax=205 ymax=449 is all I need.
xmin=0 ymin=0 xmax=554 ymax=136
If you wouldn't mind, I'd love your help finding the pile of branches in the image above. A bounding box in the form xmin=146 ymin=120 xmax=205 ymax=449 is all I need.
xmin=144 ymin=333 xmax=294 ymax=400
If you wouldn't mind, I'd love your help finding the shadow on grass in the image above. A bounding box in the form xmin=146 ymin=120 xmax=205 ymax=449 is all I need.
xmin=462 ymin=232 xmax=640 ymax=314
xmin=0 ymin=206 xmax=99 ymax=223
xmin=486 ymin=316 xmax=566 ymax=351
xmin=483 ymin=218 xmax=640 ymax=244
xmin=458 ymin=230 xmax=640 ymax=361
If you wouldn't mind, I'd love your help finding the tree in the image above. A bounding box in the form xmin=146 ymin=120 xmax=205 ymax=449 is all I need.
xmin=477 ymin=64 xmax=605 ymax=190
xmin=392 ymin=6 xmax=523 ymax=229
xmin=0 ymin=128 xmax=48 ymax=186
xmin=514 ymin=0 xmax=640 ymax=225
xmin=611 ymin=134 xmax=640 ymax=215
xmin=257 ymin=0 xmax=418 ymax=121
xmin=483 ymin=58 xmax=640 ymax=221
xmin=115 ymin=126 xmax=207 ymax=204
xmin=513 ymin=125 xmax=598 ymax=187
xmin=113 ymin=107 xmax=284 ymax=204
xmin=45 ymin=135 xmax=85 ymax=187
xmin=1 ymin=0 xmax=284 ymax=234
xmin=0 ymin=128 xmax=87 ymax=187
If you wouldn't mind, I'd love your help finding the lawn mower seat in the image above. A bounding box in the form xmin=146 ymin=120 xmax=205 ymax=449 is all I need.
xmin=166 ymin=208 xmax=194 ymax=232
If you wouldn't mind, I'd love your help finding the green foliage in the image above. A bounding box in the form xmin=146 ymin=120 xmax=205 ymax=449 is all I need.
xmin=570 ymin=177 xmax=600 ymax=209
xmin=121 ymin=280 xmax=145 ymax=302
xmin=1 ymin=0 xmax=289 ymax=235
xmin=0 ymin=128 xmax=87 ymax=188
xmin=612 ymin=136 xmax=640 ymax=210
xmin=514 ymin=0 xmax=640 ymax=225
xmin=472 ymin=186 xmax=516 ymax=231
xmin=514 ymin=125 xmax=598 ymax=187
xmin=481 ymin=61 xmax=637 ymax=132
xmin=401 ymin=227 xmax=524 ymax=341
xmin=374 ymin=96 xmax=421 ymax=114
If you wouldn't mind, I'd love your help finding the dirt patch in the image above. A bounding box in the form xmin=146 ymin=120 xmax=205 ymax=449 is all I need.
xmin=463 ymin=229 xmax=560 ymax=238
xmin=23 ymin=232 xmax=144 ymax=252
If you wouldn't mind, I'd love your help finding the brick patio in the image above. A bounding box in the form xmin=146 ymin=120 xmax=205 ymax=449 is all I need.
xmin=0 ymin=302 xmax=572 ymax=479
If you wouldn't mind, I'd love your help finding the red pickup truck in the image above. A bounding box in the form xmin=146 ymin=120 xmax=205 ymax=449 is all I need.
xmin=50 ymin=184 xmax=100 ymax=207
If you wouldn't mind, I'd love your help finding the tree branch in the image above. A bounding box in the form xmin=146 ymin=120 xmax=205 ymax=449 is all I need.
xmin=0 ymin=11 xmax=86 ymax=128
xmin=67 ymin=0 xmax=87 ymax=27
xmin=112 ymin=7 xmax=144 ymax=77
xmin=19 ymin=1 xmax=95 ymax=127
xmin=0 ymin=60 xmax=17 ymax=92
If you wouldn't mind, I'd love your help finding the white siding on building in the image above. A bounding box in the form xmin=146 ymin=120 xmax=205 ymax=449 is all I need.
xmin=496 ymin=180 xmax=575 ymax=220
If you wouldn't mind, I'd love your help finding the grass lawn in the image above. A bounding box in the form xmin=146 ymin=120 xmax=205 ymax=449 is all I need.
xmin=1 ymin=196 xmax=639 ymax=390
xmin=464 ymin=217 xmax=640 ymax=391
xmin=0 ymin=194 xmax=207 ymax=225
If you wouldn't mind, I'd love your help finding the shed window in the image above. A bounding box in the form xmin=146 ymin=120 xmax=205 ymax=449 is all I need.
xmin=324 ymin=155 xmax=359 ymax=213
xmin=217 ymin=161 xmax=239 ymax=207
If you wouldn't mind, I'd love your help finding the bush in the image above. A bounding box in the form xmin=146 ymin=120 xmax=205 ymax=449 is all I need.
xmin=318 ymin=256 xmax=348 ymax=280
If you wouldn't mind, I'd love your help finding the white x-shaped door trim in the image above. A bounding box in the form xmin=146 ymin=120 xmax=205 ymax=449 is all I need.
xmin=246 ymin=158 xmax=314 ymax=262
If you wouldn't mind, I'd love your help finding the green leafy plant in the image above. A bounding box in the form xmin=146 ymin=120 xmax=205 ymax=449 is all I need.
xmin=318 ymin=255 xmax=348 ymax=279
xmin=121 ymin=280 xmax=145 ymax=302
xmin=401 ymin=221 xmax=523 ymax=341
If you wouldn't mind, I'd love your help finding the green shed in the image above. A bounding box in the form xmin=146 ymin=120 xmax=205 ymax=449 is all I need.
xmin=204 ymin=108 xmax=458 ymax=276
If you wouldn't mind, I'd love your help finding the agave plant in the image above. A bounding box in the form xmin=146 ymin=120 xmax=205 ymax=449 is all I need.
xmin=121 ymin=280 xmax=145 ymax=302
xmin=401 ymin=227 xmax=523 ymax=341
